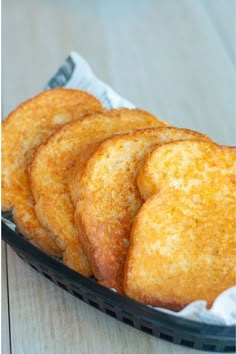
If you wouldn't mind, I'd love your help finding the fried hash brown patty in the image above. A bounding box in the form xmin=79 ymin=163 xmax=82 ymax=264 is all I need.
xmin=30 ymin=109 xmax=166 ymax=275
xmin=76 ymin=128 xmax=211 ymax=291
xmin=2 ymin=88 xmax=103 ymax=256
xmin=124 ymin=141 xmax=236 ymax=310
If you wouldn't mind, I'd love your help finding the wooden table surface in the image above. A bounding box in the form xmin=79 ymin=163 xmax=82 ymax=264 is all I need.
xmin=2 ymin=1 xmax=235 ymax=353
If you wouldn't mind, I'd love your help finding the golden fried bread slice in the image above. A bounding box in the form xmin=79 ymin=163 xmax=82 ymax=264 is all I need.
xmin=124 ymin=188 xmax=236 ymax=310
xmin=2 ymin=88 xmax=103 ymax=256
xmin=75 ymin=128 xmax=211 ymax=291
xmin=137 ymin=140 xmax=236 ymax=201
xmin=124 ymin=141 xmax=236 ymax=310
xmin=30 ymin=108 xmax=166 ymax=274
xmin=68 ymin=111 xmax=167 ymax=206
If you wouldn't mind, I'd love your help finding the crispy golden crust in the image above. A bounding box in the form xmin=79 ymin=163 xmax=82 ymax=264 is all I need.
xmin=137 ymin=140 xmax=235 ymax=201
xmin=30 ymin=108 xmax=166 ymax=274
xmin=68 ymin=109 xmax=168 ymax=206
xmin=2 ymin=88 xmax=103 ymax=256
xmin=69 ymin=126 xmax=210 ymax=206
xmin=68 ymin=143 xmax=101 ymax=206
xmin=76 ymin=128 xmax=211 ymax=291
xmin=124 ymin=141 xmax=236 ymax=310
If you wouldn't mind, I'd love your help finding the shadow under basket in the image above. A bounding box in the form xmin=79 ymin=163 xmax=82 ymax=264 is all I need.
xmin=2 ymin=219 xmax=235 ymax=353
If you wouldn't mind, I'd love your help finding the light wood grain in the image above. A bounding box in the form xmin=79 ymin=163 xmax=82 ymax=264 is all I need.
xmin=2 ymin=0 xmax=235 ymax=353
xmin=2 ymin=243 xmax=11 ymax=354
xmin=98 ymin=0 xmax=235 ymax=145
xmin=2 ymin=0 xmax=235 ymax=145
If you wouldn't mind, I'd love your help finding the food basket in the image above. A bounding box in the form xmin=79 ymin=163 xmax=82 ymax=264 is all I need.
xmin=2 ymin=53 xmax=235 ymax=352
xmin=2 ymin=217 xmax=235 ymax=353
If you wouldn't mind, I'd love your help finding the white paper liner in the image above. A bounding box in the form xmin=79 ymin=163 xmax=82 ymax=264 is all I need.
xmin=46 ymin=51 xmax=134 ymax=109
xmin=46 ymin=51 xmax=236 ymax=326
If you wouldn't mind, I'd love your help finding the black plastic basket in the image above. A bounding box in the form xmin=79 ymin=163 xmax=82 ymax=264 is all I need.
xmin=2 ymin=219 xmax=236 ymax=353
